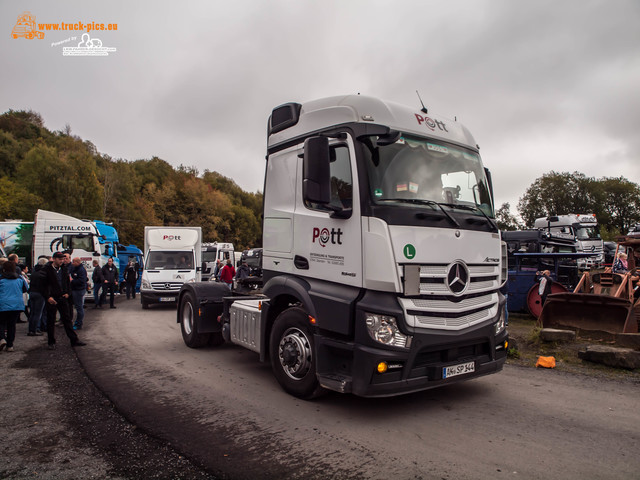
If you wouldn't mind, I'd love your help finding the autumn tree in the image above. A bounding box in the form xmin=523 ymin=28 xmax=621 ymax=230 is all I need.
xmin=593 ymin=177 xmax=640 ymax=235
xmin=517 ymin=172 xmax=598 ymax=227
xmin=495 ymin=203 xmax=524 ymax=231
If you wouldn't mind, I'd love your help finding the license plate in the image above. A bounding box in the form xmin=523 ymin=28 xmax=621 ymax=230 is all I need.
xmin=159 ymin=297 xmax=175 ymax=302
xmin=442 ymin=361 xmax=475 ymax=379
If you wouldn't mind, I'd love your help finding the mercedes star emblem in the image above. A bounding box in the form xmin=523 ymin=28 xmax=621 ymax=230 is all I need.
xmin=446 ymin=261 xmax=470 ymax=295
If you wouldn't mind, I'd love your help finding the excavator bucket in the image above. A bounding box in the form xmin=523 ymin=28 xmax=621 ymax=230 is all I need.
xmin=539 ymin=292 xmax=639 ymax=334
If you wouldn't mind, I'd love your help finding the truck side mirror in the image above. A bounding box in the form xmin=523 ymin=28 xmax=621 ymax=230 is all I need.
xmin=303 ymin=136 xmax=331 ymax=205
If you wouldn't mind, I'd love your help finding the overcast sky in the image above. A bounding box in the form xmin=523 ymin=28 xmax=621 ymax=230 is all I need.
xmin=2 ymin=0 xmax=639 ymax=215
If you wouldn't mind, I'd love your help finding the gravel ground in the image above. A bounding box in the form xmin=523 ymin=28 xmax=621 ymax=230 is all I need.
xmin=1 ymin=318 xmax=217 ymax=480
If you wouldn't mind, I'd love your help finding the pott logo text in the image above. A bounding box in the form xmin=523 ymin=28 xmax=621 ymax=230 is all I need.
xmin=312 ymin=227 xmax=343 ymax=248
xmin=414 ymin=114 xmax=448 ymax=132
xmin=163 ymin=235 xmax=181 ymax=241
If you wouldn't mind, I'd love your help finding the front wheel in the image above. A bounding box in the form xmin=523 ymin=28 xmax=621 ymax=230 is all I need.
xmin=179 ymin=291 xmax=210 ymax=348
xmin=269 ymin=307 xmax=325 ymax=399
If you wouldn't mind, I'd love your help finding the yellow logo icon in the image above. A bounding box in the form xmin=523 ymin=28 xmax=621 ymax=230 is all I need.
xmin=11 ymin=12 xmax=44 ymax=39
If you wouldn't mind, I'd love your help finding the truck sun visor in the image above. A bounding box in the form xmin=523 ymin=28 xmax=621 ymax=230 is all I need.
xmin=268 ymin=103 xmax=302 ymax=135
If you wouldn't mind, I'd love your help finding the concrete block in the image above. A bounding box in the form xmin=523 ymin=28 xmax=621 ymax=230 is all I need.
xmin=540 ymin=328 xmax=576 ymax=343
xmin=578 ymin=345 xmax=640 ymax=369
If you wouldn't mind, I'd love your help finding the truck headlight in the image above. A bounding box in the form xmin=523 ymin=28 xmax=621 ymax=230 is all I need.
xmin=141 ymin=279 xmax=150 ymax=289
xmin=495 ymin=307 xmax=506 ymax=335
xmin=365 ymin=313 xmax=410 ymax=348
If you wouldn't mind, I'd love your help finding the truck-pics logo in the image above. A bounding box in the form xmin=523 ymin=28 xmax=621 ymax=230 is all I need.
xmin=11 ymin=12 xmax=44 ymax=39
xmin=414 ymin=114 xmax=448 ymax=133
xmin=312 ymin=227 xmax=343 ymax=247
xmin=163 ymin=235 xmax=182 ymax=241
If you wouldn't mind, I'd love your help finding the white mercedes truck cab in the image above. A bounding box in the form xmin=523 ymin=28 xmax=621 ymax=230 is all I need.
xmin=141 ymin=226 xmax=202 ymax=309
xmin=534 ymin=214 xmax=603 ymax=268
xmin=177 ymin=95 xmax=508 ymax=399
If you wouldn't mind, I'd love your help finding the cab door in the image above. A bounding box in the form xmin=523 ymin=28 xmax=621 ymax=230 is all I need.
xmin=292 ymin=135 xmax=362 ymax=288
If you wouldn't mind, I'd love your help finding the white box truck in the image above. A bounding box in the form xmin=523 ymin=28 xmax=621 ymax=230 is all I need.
xmin=140 ymin=226 xmax=202 ymax=308
xmin=176 ymin=95 xmax=508 ymax=399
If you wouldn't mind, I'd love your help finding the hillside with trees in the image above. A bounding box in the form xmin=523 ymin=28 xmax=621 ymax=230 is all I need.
xmin=0 ymin=109 xmax=262 ymax=249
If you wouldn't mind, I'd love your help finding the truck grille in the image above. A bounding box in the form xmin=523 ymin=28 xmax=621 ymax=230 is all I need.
xmin=150 ymin=282 xmax=183 ymax=291
xmin=399 ymin=263 xmax=500 ymax=330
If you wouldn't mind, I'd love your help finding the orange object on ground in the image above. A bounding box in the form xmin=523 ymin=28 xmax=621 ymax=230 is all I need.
xmin=535 ymin=356 xmax=556 ymax=368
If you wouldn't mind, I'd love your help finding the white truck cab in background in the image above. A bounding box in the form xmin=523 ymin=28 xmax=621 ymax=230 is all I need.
xmin=534 ymin=214 xmax=604 ymax=268
xmin=201 ymin=242 xmax=234 ymax=281
xmin=141 ymin=226 xmax=202 ymax=308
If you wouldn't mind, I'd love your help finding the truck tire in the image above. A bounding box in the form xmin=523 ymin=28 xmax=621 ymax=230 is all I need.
xmin=179 ymin=291 xmax=210 ymax=348
xmin=141 ymin=299 xmax=149 ymax=309
xmin=269 ymin=307 xmax=325 ymax=399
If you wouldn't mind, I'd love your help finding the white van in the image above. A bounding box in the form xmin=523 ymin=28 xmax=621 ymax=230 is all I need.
xmin=140 ymin=226 xmax=202 ymax=309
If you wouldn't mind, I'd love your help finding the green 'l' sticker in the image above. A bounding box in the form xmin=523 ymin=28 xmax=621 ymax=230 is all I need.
xmin=403 ymin=244 xmax=416 ymax=259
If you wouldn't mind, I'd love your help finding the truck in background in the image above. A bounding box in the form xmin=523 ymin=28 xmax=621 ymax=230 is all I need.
xmin=176 ymin=95 xmax=508 ymax=399
xmin=33 ymin=210 xmax=107 ymax=295
xmin=93 ymin=220 xmax=119 ymax=259
xmin=140 ymin=226 xmax=202 ymax=309
xmin=1 ymin=211 xmax=116 ymax=294
xmin=0 ymin=221 xmax=34 ymax=266
xmin=533 ymin=214 xmax=604 ymax=268
xmin=201 ymin=242 xmax=234 ymax=281
xmin=240 ymin=248 xmax=263 ymax=278
xmin=117 ymin=244 xmax=144 ymax=293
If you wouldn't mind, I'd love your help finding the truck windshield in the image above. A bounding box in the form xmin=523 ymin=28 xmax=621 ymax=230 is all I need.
xmin=147 ymin=251 xmax=194 ymax=270
xmin=62 ymin=234 xmax=96 ymax=253
xmin=202 ymin=251 xmax=218 ymax=263
xmin=363 ymin=134 xmax=494 ymax=217
xmin=576 ymin=226 xmax=601 ymax=240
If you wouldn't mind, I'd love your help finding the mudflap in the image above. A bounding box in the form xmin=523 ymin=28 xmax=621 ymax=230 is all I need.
xmin=538 ymin=293 xmax=638 ymax=334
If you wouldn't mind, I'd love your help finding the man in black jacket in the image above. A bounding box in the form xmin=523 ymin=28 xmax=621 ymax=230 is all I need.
xmin=102 ymin=257 xmax=119 ymax=309
xmin=69 ymin=257 xmax=88 ymax=330
xmin=41 ymin=252 xmax=86 ymax=349
xmin=123 ymin=261 xmax=138 ymax=300
xmin=91 ymin=259 xmax=105 ymax=309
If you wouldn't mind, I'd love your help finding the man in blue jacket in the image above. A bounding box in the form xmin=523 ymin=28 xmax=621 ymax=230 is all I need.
xmin=69 ymin=257 xmax=88 ymax=330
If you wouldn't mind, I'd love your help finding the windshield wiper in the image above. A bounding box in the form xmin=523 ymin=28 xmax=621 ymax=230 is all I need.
xmin=378 ymin=198 xmax=460 ymax=227
xmin=441 ymin=203 xmax=498 ymax=232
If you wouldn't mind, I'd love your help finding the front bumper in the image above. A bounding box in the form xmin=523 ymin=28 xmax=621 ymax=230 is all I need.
xmin=315 ymin=322 xmax=508 ymax=397
xmin=140 ymin=289 xmax=180 ymax=305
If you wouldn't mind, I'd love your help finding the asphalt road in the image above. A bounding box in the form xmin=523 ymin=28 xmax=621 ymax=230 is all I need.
xmin=76 ymin=298 xmax=640 ymax=480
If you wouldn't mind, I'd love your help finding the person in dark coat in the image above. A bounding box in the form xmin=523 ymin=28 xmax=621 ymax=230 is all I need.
xmin=69 ymin=257 xmax=88 ymax=329
xmin=61 ymin=252 xmax=74 ymax=321
xmin=91 ymin=259 xmax=105 ymax=309
xmin=123 ymin=261 xmax=138 ymax=300
xmin=101 ymin=257 xmax=119 ymax=308
xmin=27 ymin=258 xmax=48 ymax=336
xmin=41 ymin=252 xmax=85 ymax=349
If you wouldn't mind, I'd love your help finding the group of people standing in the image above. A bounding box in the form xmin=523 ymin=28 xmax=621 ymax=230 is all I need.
xmin=0 ymin=252 xmax=139 ymax=353
xmin=212 ymin=258 xmax=244 ymax=290
xmin=0 ymin=251 xmax=87 ymax=352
